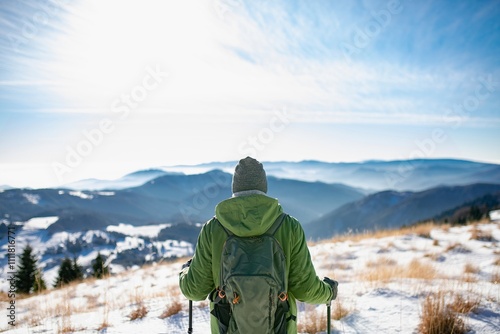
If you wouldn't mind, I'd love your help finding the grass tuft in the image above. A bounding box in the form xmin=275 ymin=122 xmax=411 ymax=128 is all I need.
xmin=298 ymin=304 xmax=326 ymax=334
xmin=448 ymin=294 xmax=480 ymax=314
xmin=418 ymin=292 xmax=467 ymax=334
xmin=159 ymin=300 xmax=183 ymax=319
xmin=470 ymin=227 xmax=495 ymax=242
xmin=129 ymin=304 xmax=148 ymax=321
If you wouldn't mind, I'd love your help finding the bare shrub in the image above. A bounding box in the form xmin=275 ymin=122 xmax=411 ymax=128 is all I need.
xmin=418 ymin=292 xmax=467 ymax=334
xmin=159 ymin=300 xmax=183 ymax=319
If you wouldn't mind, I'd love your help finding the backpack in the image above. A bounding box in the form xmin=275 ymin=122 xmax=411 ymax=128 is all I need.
xmin=210 ymin=213 xmax=289 ymax=334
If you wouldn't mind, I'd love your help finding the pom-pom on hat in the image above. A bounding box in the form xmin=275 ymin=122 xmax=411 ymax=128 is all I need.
xmin=232 ymin=157 xmax=268 ymax=194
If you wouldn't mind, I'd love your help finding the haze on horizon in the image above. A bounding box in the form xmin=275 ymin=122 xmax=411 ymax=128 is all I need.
xmin=1 ymin=0 xmax=499 ymax=188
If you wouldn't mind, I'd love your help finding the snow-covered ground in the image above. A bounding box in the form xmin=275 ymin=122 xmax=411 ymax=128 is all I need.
xmin=1 ymin=222 xmax=499 ymax=333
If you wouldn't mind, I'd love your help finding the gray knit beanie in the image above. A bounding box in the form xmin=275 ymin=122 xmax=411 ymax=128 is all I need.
xmin=232 ymin=157 xmax=268 ymax=194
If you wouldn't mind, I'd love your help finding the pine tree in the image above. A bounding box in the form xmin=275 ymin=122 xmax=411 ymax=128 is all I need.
xmin=92 ymin=252 xmax=109 ymax=279
xmin=72 ymin=257 xmax=83 ymax=281
xmin=54 ymin=258 xmax=72 ymax=287
xmin=15 ymin=244 xmax=39 ymax=294
xmin=54 ymin=257 xmax=83 ymax=287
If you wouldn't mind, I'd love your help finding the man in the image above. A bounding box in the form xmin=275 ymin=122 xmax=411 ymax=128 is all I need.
xmin=179 ymin=157 xmax=338 ymax=333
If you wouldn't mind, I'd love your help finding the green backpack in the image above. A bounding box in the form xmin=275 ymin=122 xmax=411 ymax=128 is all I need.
xmin=210 ymin=213 xmax=290 ymax=334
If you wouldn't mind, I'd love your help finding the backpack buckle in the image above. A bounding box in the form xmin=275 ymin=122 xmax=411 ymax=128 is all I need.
xmin=218 ymin=288 xmax=226 ymax=299
xmin=232 ymin=292 xmax=240 ymax=304
xmin=278 ymin=292 xmax=288 ymax=302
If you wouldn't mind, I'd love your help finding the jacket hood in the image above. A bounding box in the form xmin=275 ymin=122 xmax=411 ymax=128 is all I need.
xmin=215 ymin=194 xmax=283 ymax=237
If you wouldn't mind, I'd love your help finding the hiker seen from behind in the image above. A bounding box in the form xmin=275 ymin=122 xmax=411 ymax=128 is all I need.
xmin=179 ymin=156 xmax=338 ymax=334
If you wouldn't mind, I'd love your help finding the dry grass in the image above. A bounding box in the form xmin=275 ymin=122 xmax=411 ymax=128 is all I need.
xmin=366 ymin=256 xmax=397 ymax=268
xmin=129 ymin=286 xmax=144 ymax=306
xmin=491 ymin=271 xmax=500 ymax=283
xmin=423 ymin=252 xmax=444 ymax=262
xmin=27 ymin=310 xmax=44 ymax=327
xmin=57 ymin=324 xmax=76 ymax=334
xmin=418 ymin=292 xmax=467 ymax=334
xmin=96 ymin=321 xmax=111 ymax=331
xmin=159 ymin=300 xmax=183 ymax=319
xmin=129 ymin=304 xmax=148 ymax=320
xmin=464 ymin=263 xmax=480 ymax=275
xmin=493 ymin=257 xmax=500 ymax=266
xmin=167 ymin=284 xmax=182 ymax=298
xmin=412 ymin=222 xmax=436 ymax=239
xmin=361 ymin=258 xmax=437 ymax=282
xmin=448 ymin=294 xmax=480 ymax=314
xmin=445 ymin=243 xmax=471 ymax=254
xmin=470 ymin=227 xmax=496 ymax=242
xmin=298 ymin=304 xmax=327 ymax=334
xmin=316 ymin=221 xmax=445 ymax=246
xmin=462 ymin=274 xmax=478 ymax=283
xmin=335 ymin=262 xmax=351 ymax=270
xmin=332 ymin=299 xmax=351 ymax=320
xmin=406 ymin=259 xmax=438 ymax=279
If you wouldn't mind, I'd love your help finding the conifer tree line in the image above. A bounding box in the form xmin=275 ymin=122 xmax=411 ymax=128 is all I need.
xmin=14 ymin=245 xmax=109 ymax=294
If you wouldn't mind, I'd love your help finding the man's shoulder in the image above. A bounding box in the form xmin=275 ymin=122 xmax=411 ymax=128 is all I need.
xmin=278 ymin=213 xmax=305 ymax=236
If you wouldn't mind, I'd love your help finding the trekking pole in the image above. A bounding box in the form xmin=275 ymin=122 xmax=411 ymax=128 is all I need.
xmin=326 ymin=300 xmax=331 ymax=334
xmin=188 ymin=300 xmax=193 ymax=334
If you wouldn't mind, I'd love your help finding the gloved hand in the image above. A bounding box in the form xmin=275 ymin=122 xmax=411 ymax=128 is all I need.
xmin=182 ymin=258 xmax=192 ymax=270
xmin=323 ymin=277 xmax=338 ymax=301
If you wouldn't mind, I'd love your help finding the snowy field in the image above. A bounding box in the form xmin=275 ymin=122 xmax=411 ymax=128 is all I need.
xmin=1 ymin=221 xmax=499 ymax=334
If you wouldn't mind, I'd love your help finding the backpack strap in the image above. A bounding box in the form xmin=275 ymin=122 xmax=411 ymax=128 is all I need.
xmin=265 ymin=213 xmax=287 ymax=236
xmin=215 ymin=213 xmax=287 ymax=237
xmin=216 ymin=218 xmax=233 ymax=237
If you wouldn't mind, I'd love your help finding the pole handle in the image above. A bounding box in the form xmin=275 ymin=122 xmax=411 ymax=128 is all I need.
xmin=327 ymin=301 xmax=331 ymax=334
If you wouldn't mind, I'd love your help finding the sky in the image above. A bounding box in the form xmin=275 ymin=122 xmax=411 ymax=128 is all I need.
xmin=0 ymin=0 xmax=499 ymax=188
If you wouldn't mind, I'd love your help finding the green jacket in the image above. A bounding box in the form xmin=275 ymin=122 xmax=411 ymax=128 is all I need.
xmin=179 ymin=194 xmax=333 ymax=333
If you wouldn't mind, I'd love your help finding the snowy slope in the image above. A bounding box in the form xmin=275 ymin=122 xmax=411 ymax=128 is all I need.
xmin=1 ymin=222 xmax=499 ymax=333
xmin=0 ymin=217 xmax=193 ymax=293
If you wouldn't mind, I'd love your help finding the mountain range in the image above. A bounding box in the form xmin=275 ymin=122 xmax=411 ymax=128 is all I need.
xmin=0 ymin=158 xmax=499 ymax=276
xmin=0 ymin=170 xmax=364 ymax=230
xmin=306 ymin=183 xmax=500 ymax=240
xmin=158 ymin=158 xmax=500 ymax=192
xmin=60 ymin=159 xmax=500 ymax=192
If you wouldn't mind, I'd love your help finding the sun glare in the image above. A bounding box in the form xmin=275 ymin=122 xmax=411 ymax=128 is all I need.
xmin=47 ymin=0 xmax=217 ymax=107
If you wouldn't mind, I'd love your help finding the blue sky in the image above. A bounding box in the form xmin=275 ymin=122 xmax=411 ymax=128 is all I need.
xmin=1 ymin=0 xmax=499 ymax=188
